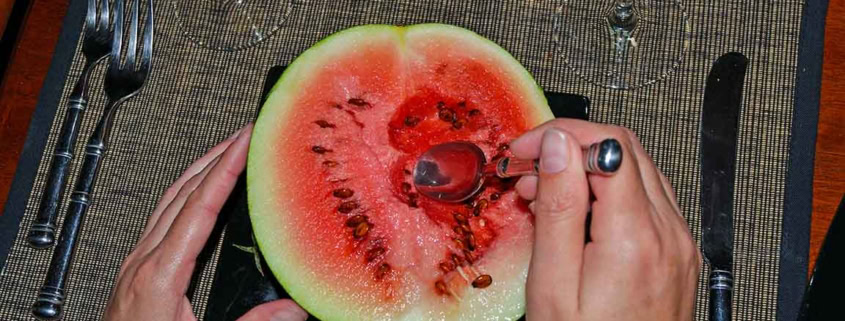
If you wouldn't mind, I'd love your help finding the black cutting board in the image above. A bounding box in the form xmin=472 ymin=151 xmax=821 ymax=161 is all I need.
xmin=202 ymin=66 xmax=590 ymax=320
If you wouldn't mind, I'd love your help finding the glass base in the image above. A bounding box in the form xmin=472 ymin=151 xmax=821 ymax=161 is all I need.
xmin=554 ymin=0 xmax=691 ymax=90
xmin=171 ymin=0 xmax=297 ymax=52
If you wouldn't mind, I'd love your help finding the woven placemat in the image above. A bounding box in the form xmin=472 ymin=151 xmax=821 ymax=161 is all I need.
xmin=0 ymin=0 xmax=823 ymax=320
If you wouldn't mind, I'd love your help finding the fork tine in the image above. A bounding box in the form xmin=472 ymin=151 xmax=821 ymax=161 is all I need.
xmin=97 ymin=0 xmax=109 ymax=33
xmin=85 ymin=0 xmax=96 ymax=32
xmin=109 ymin=0 xmax=124 ymax=72
xmin=139 ymin=0 xmax=154 ymax=74
xmin=125 ymin=0 xmax=139 ymax=69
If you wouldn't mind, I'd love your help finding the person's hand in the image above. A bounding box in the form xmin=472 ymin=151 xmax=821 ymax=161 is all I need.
xmin=512 ymin=119 xmax=700 ymax=320
xmin=103 ymin=124 xmax=308 ymax=321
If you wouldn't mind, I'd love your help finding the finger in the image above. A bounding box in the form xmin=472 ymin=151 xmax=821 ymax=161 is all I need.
xmin=138 ymin=156 xmax=222 ymax=252
xmin=140 ymin=127 xmax=243 ymax=240
xmin=237 ymin=299 xmax=308 ymax=321
xmin=509 ymin=127 xmax=541 ymax=160
xmin=626 ymin=140 xmax=676 ymax=214
xmin=515 ymin=176 xmax=538 ymax=201
xmin=511 ymin=119 xmax=653 ymax=239
xmin=526 ymin=128 xmax=590 ymax=314
xmin=159 ymin=124 xmax=252 ymax=265
xmin=145 ymin=128 xmax=242 ymax=226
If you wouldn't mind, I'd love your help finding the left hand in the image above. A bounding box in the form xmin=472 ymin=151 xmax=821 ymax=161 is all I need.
xmin=103 ymin=124 xmax=307 ymax=321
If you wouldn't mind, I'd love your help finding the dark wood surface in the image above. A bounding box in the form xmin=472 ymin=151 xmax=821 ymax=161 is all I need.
xmin=812 ymin=0 xmax=845 ymax=272
xmin=0 ymin=0 xmax=13 ymax=36
xmin=0 ymin=0 xmax=69 ymax=212
xmin=0 ymin=0 xmax=842 ymax=273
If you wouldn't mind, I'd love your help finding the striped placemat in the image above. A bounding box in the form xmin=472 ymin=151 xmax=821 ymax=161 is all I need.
xmin=0 ymin=0 xmax=824 ymax=320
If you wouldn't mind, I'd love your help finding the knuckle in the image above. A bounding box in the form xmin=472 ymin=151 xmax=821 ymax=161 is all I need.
xmin=671 ymin=227 xmax=701 ymax=267
xmin=132 ymin=254 xmax=183 ymax=295
xmin=534 ymin=188 xmax=586 ymax=218
xmin=617 ymin=127 xmax=640 ymax=147
xmin=162 ymin=185 xmax=181 ymax=200
xmin=691 ymin=247 xmax=704 ymax=267
xmin=664 ymin=187 xmax=682 ymax=210
xmin=117 ymin=254 xmax=138 ymax=277
xmin=684 ymin=235 xmax=703 ymax=266
xmin=616 ymin=126 xmax=639 ymax=142
xmin=618 ymin=236 xmax=661 ymax=266
xmin=221 ymin=163 xmax=242 ymax=181
xmin=174 ymin=183 xmax=197 ymax=202
xmin=619 ymin=222 xmax=663 ymax=261
xmin=607 ymin=125 xmax=634 ymax=141
xmin=180 ymin=195 xmax=221 ymax=223
xmin=535 ymin=194 xmax=574 ymax=214
xmin=134 ymin=256 xmax=159 ymax=281
xmin=549 ymin=118 xmax=571 ymax=127
xmin=608 ymin=126 xmax=641 ymax=154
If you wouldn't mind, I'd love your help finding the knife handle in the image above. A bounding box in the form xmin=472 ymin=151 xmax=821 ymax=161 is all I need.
xmin=708 ymin=269 xmax=733 ymax=321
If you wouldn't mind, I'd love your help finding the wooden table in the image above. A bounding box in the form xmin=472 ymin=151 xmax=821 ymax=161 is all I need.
xmin=1 ymin=0 xmax=843 ymax=272
xmin=813 ymin=0 xmax=845 ymax=271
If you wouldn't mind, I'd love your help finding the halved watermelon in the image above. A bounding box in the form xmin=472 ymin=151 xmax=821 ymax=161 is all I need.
xmin=248 ymin=24 xmax=554 ymax=320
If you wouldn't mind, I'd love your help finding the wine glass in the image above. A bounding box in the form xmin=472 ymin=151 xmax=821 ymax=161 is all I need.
xmin=554 ymin=0 xmax=692 ymax=90
xmin=171 ymin=0 xmax=297 ymax=51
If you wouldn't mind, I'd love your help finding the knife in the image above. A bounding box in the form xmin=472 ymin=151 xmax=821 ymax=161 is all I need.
xmin=699 ymin=52 xmax=748 ymax=321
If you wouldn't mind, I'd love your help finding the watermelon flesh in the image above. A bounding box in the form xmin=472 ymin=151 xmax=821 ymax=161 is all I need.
xmin=248 ymin=24 xmax=554 ymax=320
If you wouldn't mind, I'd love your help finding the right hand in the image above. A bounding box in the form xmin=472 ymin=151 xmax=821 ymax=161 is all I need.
xmin=510 ymin=119 xmax=700 ymax=320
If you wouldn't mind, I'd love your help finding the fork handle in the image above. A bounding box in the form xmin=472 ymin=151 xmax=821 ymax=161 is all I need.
xmin=27 ymin=64 xmax=96 ymax=248
xmin=32 ymin=128 xmax=108 ymax=320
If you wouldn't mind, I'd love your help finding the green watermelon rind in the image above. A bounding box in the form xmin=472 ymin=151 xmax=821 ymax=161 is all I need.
xmin=248 ymin=23 xmax=553 ymax=321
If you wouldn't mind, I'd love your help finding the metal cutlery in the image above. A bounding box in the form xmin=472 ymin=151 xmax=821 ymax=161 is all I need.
xmin=699 ymin=52 xmax=748 ymax=321
xmin=27 ymin=0 xmax=115 ymax=249
xmin=32 ymin=0 xmax=154 ymax=318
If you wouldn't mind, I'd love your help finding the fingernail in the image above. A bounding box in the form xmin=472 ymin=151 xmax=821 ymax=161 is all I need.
xmin=539 ymin=129 xmax=569 ymax=174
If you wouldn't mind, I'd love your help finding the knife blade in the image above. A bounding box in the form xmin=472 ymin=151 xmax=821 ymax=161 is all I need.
xmin=700 ymin=52 xmax=748 ymax=321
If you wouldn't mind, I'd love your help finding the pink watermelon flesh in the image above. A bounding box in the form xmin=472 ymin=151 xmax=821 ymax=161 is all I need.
xmin=248 ymin=24 xmax=553 ymax=320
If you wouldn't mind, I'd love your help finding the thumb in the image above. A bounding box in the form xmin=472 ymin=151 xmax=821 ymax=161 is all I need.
xmin=237 ymin=299 xmax=308 ymax=321
xmin=527 ymin=128 xmax=590 ymax=315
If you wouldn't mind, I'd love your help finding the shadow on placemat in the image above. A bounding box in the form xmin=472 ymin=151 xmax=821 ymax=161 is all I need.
xmin=199 ymin=66 xmax=590 ymax=320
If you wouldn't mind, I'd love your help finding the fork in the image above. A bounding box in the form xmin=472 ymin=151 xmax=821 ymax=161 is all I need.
xmin=27 ymin=0 xmax=115 ymax=249
xmin=32 ymin=0 xmax=154 ymax=318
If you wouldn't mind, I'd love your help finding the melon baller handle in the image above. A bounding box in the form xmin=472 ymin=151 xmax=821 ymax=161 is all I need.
xmin=488 ymin=138 xmax=624 ymax=177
